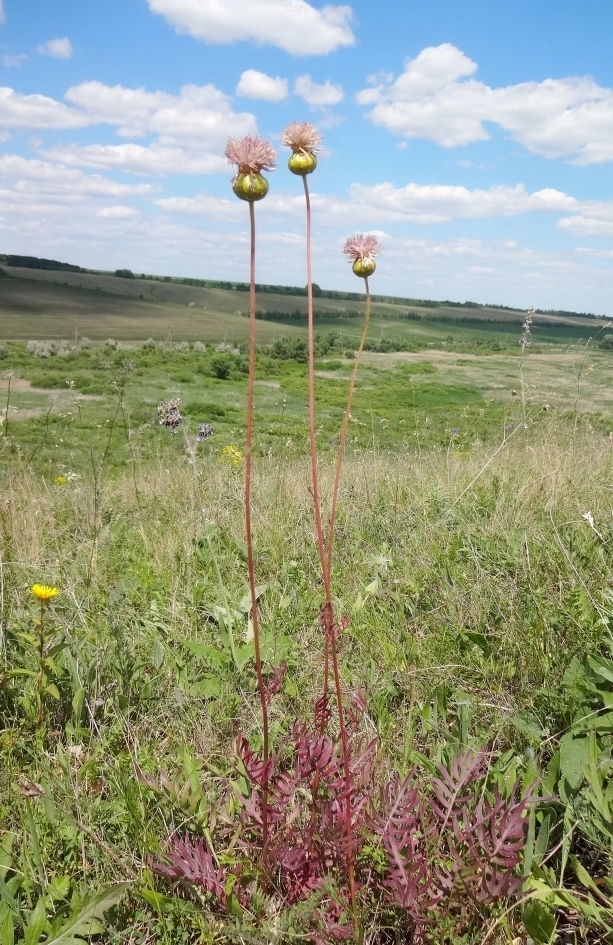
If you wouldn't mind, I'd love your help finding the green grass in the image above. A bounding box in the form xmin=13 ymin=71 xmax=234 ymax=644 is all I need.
xmin=2 ymin=431 xmax=613 ymax=942
xmin=2 ymin=328 xmax=613 ymax=942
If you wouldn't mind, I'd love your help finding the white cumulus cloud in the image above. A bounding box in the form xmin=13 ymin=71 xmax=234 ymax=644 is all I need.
xmin=295 ymin=74 xmax=343 ymax=106
xmin=146 ymin=0 xmax=355 ymax=55
xmin=358 ymin=43 xmax=613 ymax=164
xmin=0 ymin=155 xmax=153 ymax=218
xmin=158 ymin=179 xmax=613 ymax=241
xmin=40 ymin=142 xmax=227 ymax=176
xmin=38 ymin=37 xmax=73 ymax=59
xmin=0 ymin=86 xmax=87 ymax=129
xmin=64 ymin=80 xmax=255 ymax=147
xmin=236 ymin=69 xmax=288 ymax=101
xmin=97 ymin=205 xmax=140 ymax=218
xmin=348 ymin=182 xmax=580 ymax=224
xmin=0 ymin=80 xmax=256 ymax=174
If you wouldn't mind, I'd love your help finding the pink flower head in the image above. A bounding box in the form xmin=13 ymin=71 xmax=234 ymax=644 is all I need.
xmin=280 ymin=121 xmax=322 ymax=154
xmin=224 ymin=134 xmax=276 ymax=175
xmin=343 ymin=233 xmax=381 ymax=264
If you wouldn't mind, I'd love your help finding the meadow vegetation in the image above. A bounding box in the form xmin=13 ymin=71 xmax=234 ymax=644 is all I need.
xmin=0 ymin=323 xmax=612 ymax=943
xmin=2 ymin=127 xmax=613 ymax=942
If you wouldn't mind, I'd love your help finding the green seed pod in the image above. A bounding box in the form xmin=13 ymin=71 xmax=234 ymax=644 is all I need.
xmin=288 ymin=152 xmax=317 ymax=176
xmin=232 ymin=172 xmax=269 ymax=202
xmin=352 ymin=257 xmax=376 ymax=278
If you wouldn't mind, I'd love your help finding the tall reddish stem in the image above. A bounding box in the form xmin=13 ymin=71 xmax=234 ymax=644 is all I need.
xmin=246 ymin=198 xmax=269 ymax=854
xmin=303 ymin=176 xmax=332 ymax=702
xmin=304 ymin=176 xmax=357 ymax=927
xmin=326 ymin=277 xmax=371 ymax=579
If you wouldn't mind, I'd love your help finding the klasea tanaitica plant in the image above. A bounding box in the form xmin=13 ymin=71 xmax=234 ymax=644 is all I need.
xmin=280 ymin=128 xmax=383 ymax=921
xmin=327 ymin=234 xmax=380 ymax=601
xmin=225 ymin=132 xmax=276 ymax=857
xmin=148 ymin=133 xmax=534 ymax=944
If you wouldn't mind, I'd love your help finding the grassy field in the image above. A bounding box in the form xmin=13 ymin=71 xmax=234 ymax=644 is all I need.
xmin=2 ymin=279 xmax=613 ymax=942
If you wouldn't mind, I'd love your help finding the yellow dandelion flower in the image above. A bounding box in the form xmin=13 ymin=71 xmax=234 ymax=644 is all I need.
xmin=54 ymin=475 xmax=67 ymax=486
xmin=31 ymin=584 xmax=59 ymax=602
xmin=220 ymin=445 xmax=243 ymax=468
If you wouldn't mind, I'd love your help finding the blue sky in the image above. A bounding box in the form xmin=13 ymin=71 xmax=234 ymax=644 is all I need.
xmin=2 ymin=0 xmax=613 ymax=312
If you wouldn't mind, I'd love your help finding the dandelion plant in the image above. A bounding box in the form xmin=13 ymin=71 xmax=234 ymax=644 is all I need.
xmin=225 ymin=132 xmax=276 ymax=854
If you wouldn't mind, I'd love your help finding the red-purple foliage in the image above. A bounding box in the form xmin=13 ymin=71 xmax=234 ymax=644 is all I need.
xmin=369 ymin=749 xmax=533 ymax=936
xmin=148 ymin=701 xmax=533 ymax=942
xmin=153 ymin=836 xmax=226 ymax=906
xmin=236 ymin=700 xmax=378 ymax=906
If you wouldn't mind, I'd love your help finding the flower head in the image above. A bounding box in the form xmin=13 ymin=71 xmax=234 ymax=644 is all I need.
xmin=54 ymin=475 xmax=67 ymax=486
xmin=225 ymin=134 xmax=276 ymax=175
xmin=31 ymin=584 xmax=59 ymax=603
xmin=343 ymin=233 xmax=381 ymax=279
xmin=280 ymin=122 xmax=322 ymax=155
xmin=157 ymin=398 xmax=183 ymax=433
xmin=198 ymin=422 xmax=214 ymax=441
xmin=343 ymin=233 xmax=381 ymax=263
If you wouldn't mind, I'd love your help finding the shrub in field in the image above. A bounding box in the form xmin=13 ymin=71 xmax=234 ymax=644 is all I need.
xmin=210 ymin=352 xmax=234 ymax=379
xmin=26 ymin=340 xmax=55 ymax=358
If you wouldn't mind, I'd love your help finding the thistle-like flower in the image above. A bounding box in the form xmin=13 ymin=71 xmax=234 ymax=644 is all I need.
xmin=281 ymin=121 xmax=322 ymax=176
xmin=343 ymin=233 xmax=381 ymax=279
xmin=225 ymin=134 xmax=276 ymax=202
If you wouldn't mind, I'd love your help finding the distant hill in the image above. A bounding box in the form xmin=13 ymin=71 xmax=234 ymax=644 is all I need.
xmin=0 ymin=253 xmax=605 ymax=325
xmin=0 ymin=254 xmax=89 ymax=273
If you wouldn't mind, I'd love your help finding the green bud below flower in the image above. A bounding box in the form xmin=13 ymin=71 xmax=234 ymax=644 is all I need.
xmin=352 ymin=257 xmax=377 ymax=278
xmin=288 ymin=152 xmax=318 ymax=176
xmin=232 ymin=172 xmax=270 ymax=202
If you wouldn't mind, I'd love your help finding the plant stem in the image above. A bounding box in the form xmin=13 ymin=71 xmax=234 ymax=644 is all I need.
xmin=37 ymin=601 xmax=45 ymax=728
xmin=323 ymin=272 xmax=373 ymax=933
xmin=327 ymin=276 xmax=372 ymax=577
xmin=303 ymin=176 xmax=333 ymax=702
xmin=2 ymin=373 xmax=11 ymax=439
xmin=246 ymin=198 xmax=269 ymax=854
